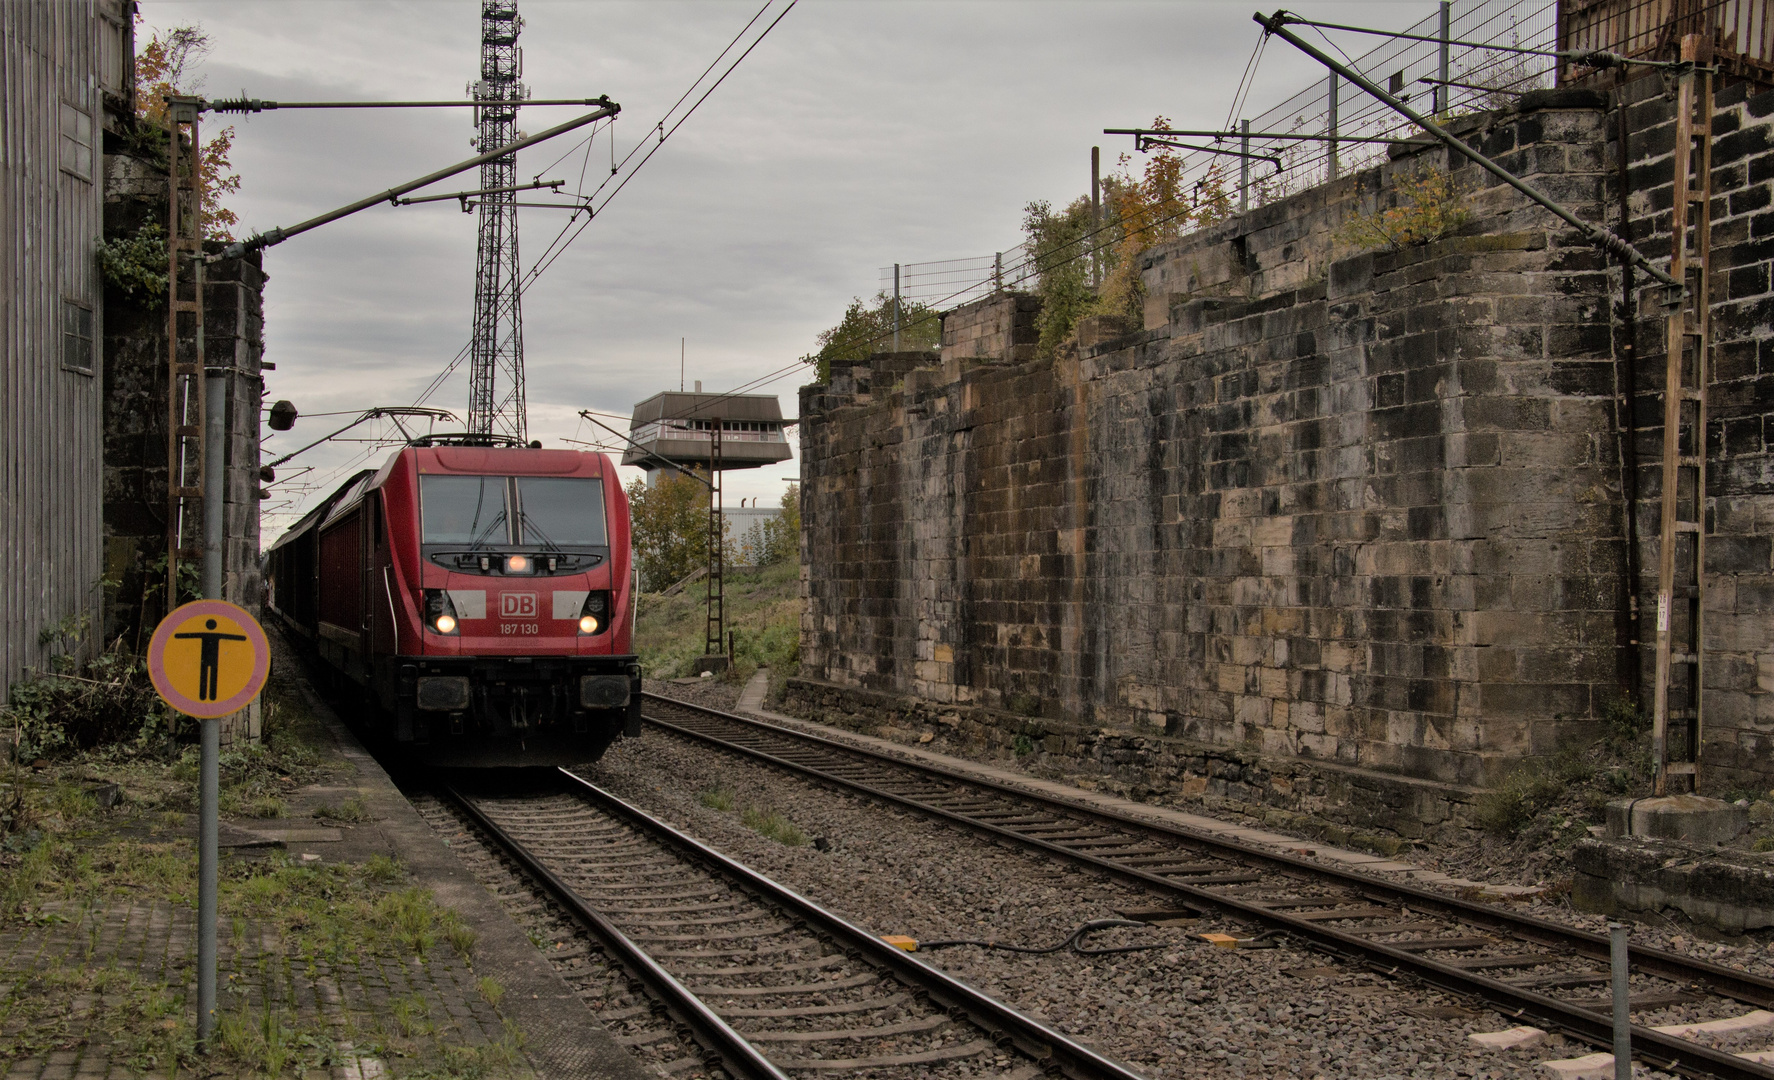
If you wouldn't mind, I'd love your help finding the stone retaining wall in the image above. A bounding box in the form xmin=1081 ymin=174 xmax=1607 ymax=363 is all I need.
xmin=798 ymin=80 xmax=1774 ymax=801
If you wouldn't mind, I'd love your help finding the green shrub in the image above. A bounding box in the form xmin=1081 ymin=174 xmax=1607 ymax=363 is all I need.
xmin=1476 ymin=766 xmax=1564 ymax=835
xmin=1 ymin=639 xmax=170 ymax=760
xmin=1336 ymin=167 xmax=1471 ymax=250
xmin=97 ymin=223 xmax=168 ymax=302
xmin=1604 ymin=696 xmax=1650 ymax=743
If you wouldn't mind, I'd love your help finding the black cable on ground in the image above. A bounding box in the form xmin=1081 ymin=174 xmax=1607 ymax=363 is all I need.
xmin=917 ymin=918 xmax=1168 ymax=956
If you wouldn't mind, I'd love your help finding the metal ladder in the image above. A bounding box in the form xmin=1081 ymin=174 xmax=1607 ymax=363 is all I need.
xmin=1651 ymin=37 xmax=1714 ymax=797
xmin=164 ymin=96 xmax=206 ymax=611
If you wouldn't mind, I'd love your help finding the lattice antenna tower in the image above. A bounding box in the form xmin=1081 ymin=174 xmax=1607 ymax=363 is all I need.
xmin=467 ymin=1 xmax=529 ymax=440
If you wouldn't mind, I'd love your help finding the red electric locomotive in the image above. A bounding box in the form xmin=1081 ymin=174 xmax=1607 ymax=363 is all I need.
xmin=266 ymin=439 xmax=640 ymax=766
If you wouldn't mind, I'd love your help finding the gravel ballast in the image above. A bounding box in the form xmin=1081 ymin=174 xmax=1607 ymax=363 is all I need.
xmin=586 ymin=719 xmax=1616 ymax=1079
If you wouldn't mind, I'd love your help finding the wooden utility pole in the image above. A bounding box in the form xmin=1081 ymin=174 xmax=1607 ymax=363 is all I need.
xmin=1651 ymin=34 xmax=1714 ymax=796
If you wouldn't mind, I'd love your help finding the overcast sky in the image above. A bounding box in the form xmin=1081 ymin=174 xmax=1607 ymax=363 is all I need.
xmin=143 ymin=0 xmax=1435 ymax=537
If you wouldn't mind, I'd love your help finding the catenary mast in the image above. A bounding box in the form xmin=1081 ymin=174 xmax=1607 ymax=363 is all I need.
xmin=467 ymin=1 xmax=528 ymax=440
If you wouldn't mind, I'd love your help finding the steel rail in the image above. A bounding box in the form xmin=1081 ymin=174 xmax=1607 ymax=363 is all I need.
xmin=440 ymin=785 xmax=789 ymax=1080
xmin=551 ymin=768 xmax=1152 ymax=1080
xmin=642 ymin=694 xmax=1774 ymax=1003
xmin=639 ymin=695 xmax=1774 ymax=1080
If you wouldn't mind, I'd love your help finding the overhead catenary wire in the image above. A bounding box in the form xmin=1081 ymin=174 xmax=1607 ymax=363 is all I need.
xmin=505 ymin=0 xmax=786 ymax=282
xmin=289 ymin=5 xmax=798 ymax=526
xmin=1254 ymin=10 xmax=1679 ymax=289
xmin=411 ymin=0 xmax=795 ymax=413
xmin=1269 ymin=10 xmax=1693 ymax=68
xmin=652 ymin=181 xmax=1230 ymax=423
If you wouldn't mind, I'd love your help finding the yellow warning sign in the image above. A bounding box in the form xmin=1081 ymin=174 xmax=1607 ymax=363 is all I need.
xmin=147 ymin=600 xmax=270 ymax=718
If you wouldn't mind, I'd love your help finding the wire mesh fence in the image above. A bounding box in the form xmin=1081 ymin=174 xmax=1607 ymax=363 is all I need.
xmin=877 ymin=245 xmax=1037 ymax=307
xmin=875 ymin=0 xmax=1760 ymax=312
xmin=1227 ymin=0 xmax=1558 ymax=205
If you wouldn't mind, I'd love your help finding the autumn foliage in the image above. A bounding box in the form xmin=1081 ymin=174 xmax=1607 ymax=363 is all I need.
xmin=1022 ymin=117 xmax=1232 ymax=354
xmin=134 ymin=23 xmax=240 ymax=241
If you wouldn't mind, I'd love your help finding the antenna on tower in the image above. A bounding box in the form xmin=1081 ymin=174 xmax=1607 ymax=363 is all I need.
xmin=467 ymin=1 xmax=529 ymax=441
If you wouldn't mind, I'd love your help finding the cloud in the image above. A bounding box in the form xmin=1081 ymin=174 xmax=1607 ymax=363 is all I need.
xmin=141 ymin=0 xmax=1427 ymax=531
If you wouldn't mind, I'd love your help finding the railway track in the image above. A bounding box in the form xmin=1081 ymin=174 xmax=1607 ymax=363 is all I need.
xmin=438 ymin=770 xmax=1150 ymax=1080
xmin=639 ymin=692 xmax=1774 ymax=1080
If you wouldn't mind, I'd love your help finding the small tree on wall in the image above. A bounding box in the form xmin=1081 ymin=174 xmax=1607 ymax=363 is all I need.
xmin=133 ymin=20 xmax=241 ymax=241
xmin=807 ymin=293 xmax=942 ymax=384
xmin=1023 ymin=117 xmax=1233 ymax=356
xmin=1022 ymin=196 xmax=1097 ymax=358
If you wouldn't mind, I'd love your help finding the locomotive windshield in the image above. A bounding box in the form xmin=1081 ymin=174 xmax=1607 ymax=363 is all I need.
xmin=516 ymin=477 xmax=607 ymax=547
xmin=420 ymin=474 xmax=607 ymax=548
xmin=421 ymin=475 xmax=506 ymax=545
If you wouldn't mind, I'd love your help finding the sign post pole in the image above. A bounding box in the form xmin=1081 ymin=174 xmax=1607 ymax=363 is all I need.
xmin=198 ymin=265 xmax=223 ymax=1047
xmin=146 ymin=601 xmax=269 ymax=1050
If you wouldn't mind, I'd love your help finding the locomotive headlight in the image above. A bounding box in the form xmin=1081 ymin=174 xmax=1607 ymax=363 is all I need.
xmin=578 ymin=590 xmax=611 ymax=635
xmin=423 ymin=589 xmax=460 ymax=635
xmin=505 ymin=554 xmax=531 ymax=574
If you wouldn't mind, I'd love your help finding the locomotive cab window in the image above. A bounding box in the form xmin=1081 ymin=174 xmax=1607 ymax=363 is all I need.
xmin=516 ymin=477 xmax=606 ymax=548
xmin=421 ymin=475 xmax=510 ymax=544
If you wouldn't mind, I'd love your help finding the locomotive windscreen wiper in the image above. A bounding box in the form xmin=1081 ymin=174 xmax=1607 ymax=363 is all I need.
xmin=517 ymin=513 xmax=564 ymax=553
xmin=464 ymin=510 xmax=508 ymax=552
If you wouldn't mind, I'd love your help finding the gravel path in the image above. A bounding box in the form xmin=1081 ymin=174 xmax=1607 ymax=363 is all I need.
xmin=587 ymin=725 xmax=1601 ymax=1079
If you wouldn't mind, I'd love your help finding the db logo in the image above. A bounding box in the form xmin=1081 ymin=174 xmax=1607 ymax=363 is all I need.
xmin=500 ymin=592 xmax=537 ymax=618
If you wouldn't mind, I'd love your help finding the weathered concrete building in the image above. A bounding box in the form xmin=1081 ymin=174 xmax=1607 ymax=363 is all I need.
xmin=793 ymin=78 xmax=1774 ymax=834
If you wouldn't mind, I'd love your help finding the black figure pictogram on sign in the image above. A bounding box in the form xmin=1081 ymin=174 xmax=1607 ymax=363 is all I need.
xmin=147 ymin=600 xmax=270 ymax=720
xmin=173 ymin=618 xmax=248 ymax=701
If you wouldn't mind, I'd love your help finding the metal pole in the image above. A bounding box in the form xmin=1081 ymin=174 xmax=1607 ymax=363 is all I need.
xmin=1091 ymin=145 xmax=1102 ymax=286
xmin=216 ymin=100 xmax=618 ymax=259
xmin=1611 ymin=922 xmax=1631 ymax=1079
xmin=1252 ymin=12 xmax=1680 ymax=289
xmin=892 ymin=264 xmax=901 ymax=350
xmin=1438 ymin=1 xmax=1452 ymax=115
xmin=198 ymin=706 xmax=219 ymax=1043
xmin=994 ymin=251 xmax=1003 ymax=292
xmin=1240 ymin=119 xmax=1251 ymax=213
xmin=1327 ymin=72 xmax=1340 ymax=180
xmin=197 ymin=257 xmax=221 ymax=1049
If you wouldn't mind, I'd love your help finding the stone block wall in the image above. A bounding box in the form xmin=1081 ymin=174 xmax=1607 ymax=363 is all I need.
xmin=799 ymin=82 xmax=1774 ymax=797
xmin=802 ymin=98 xmax=1631 ymax=791
xmin=940 ymin=292 xmax=1039 ymax=366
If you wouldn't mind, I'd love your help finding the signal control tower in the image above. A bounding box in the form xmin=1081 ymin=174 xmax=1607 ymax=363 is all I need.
xmin=624 ymin=389 xmax=792 ymax=481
